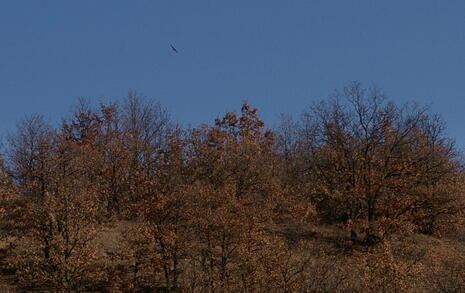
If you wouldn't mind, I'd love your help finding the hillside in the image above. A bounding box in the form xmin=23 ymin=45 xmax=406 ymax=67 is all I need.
xmin=0 ymin=85 xmax=464 ymax=292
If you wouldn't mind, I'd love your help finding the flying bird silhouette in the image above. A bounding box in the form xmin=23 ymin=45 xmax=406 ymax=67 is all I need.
xmin=170 ymin=44 xmax=178 ymax=53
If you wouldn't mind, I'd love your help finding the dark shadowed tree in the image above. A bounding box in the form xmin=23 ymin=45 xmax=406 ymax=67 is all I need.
xmin=278 ymin=82 xmax=464 ymax=242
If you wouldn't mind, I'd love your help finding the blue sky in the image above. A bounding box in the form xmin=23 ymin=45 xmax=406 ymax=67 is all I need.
xmin=1 ymin=1 xmax=465 ymax=147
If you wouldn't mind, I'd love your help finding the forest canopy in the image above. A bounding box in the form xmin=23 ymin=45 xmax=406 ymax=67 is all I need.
xmin=0 ymin=83 xmax=464 ymax=292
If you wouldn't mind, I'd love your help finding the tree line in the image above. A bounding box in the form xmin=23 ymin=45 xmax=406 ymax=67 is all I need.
xmin=0 ymin=83 xmax=464 ymax=292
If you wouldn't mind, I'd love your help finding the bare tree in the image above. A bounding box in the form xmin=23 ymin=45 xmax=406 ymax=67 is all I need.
xmin=7 ymin=115 xmax=55 ymax=200
xmin=121 ymin=92 xmax=176 ymax=170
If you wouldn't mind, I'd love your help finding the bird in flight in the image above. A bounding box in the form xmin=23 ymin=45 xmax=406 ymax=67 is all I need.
xmin=170 ymin=44 xmax=178 ymax=53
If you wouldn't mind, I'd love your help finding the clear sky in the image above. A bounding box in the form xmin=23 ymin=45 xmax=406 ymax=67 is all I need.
xmin=1 ymin=1 xmax=465 ymax=147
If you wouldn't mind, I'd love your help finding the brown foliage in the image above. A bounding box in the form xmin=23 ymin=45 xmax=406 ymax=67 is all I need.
xmin=278 ymin=83 xmax=464 ymax=242
xmin=0 ymin=88 xmax=464 ymax=292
